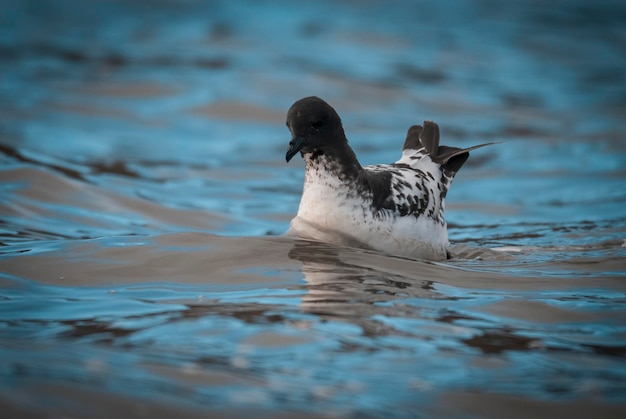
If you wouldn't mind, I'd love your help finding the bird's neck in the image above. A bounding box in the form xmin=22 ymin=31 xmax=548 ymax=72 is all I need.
xmin=304 ymin=140 xmax=362 ymax=182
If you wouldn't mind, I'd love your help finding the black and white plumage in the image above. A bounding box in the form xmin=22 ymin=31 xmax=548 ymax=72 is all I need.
xmin=284 ymin=96 xmax=494 ymax=261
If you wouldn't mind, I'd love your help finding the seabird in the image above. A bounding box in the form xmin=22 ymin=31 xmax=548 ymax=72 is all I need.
xmin=285 ymin=96 xmax=494 ymax=261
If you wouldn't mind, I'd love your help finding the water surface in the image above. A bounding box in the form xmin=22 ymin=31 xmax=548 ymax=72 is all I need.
xmin=1 ymin=0 xmax=625 ymax=417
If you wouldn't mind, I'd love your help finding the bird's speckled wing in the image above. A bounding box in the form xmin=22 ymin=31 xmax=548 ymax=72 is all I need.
xmin=362 ymin=163 xmax=445 ymax=225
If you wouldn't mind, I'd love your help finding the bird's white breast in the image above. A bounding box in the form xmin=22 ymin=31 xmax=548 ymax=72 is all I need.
xmin=287 ymin=158 xmax=449 ymax=260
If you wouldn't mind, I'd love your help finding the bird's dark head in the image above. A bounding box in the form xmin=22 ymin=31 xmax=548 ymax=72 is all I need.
xmin=285 ymin=96 xmax=345 ymax=162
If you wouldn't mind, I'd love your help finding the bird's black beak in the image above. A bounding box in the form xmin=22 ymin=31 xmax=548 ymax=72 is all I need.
xmin=285 ymin=136 xmax=307 ymax=162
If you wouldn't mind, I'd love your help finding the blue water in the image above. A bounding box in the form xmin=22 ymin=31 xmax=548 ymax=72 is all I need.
xmin=1 ymin=0 xmax=625 ymax=417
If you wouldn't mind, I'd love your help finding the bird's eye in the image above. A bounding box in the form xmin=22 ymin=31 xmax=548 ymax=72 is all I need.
xmin=311 ymin=120 xmax=323 ymax=129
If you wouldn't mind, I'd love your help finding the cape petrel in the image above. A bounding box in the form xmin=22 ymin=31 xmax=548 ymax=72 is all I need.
xmin=285 ymin=96 xmax=495 ymax=260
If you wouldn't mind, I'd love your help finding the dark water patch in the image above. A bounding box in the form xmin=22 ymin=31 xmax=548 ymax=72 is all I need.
xmin=463 ymin=330 xmax=538 ymax=354
xmin=394 ymin=63 xmax=447 ymax=84
xmin=1 ymin=42 xmax=232 ymax=70
xmin=0 ymin=143 xmax=86 ymax=181
xmin=89 ymin=160 xmax=141 ymax=178
xmin=585 ymin=344 xmax=626 ymax=358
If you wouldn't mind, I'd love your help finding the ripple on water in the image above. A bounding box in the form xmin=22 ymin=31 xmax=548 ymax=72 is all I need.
xmin=1 ymin=0 xmax=626 ymax=416
xmin=1 ymin=234 xmax=626 ymax=416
